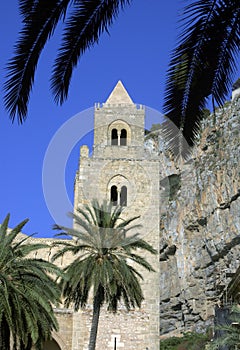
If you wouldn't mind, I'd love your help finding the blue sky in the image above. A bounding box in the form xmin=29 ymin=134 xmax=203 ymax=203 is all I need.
xmin=0 ymin=1 xmax=238 ymax=237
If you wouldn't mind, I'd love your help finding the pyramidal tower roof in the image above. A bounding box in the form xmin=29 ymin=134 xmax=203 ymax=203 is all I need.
xmin=105 ymin=80 xmax=134 ymax=105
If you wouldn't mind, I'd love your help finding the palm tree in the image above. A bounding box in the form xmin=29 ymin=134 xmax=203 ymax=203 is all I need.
xmin=4 ymin=1 xmax=239 ymax=145
xmin=52 ymin=200 xmax=157 ymax=350
xmin=0 ymin=214 xmax=61 ymax=350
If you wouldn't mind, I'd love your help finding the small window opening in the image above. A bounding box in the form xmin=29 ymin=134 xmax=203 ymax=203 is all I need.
xmin=111 ymin=186 xmax=118 ymax=206
xmin=120 ymin=129 xmax=127 ymax=146
xmin=120 ymin=186 xmax=127 ymax=206
xmin=111 ymin=129 xmax=118 ymax=145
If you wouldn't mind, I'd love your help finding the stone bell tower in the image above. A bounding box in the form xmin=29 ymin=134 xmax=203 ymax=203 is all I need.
xmin=73 ymin=81 xmax=160 ymax=350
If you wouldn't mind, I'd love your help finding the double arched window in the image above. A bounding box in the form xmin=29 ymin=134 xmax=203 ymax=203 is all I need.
xmin=111 ymin=128 xmax=127 ymax=146
xmin=109 ymin=120 xmax=130 ymax=146
xmin=110 ymin=185 xmax=127 ymax=206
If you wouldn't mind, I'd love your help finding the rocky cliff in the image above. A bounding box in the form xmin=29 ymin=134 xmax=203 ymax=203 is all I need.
xmin=158 ymin=95 xmax=240 ymax=336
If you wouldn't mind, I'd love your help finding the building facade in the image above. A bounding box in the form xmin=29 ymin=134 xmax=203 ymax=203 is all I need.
xmin=72 ymin=81 xmax=160 ymax=350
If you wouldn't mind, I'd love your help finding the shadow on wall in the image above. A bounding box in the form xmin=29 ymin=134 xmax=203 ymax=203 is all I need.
xmin=43 ymin=339 xmax=61 ymax=350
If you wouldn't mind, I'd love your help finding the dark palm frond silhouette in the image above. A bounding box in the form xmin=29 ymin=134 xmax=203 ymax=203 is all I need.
xmin=4 ymin=0 xmax=132 ymax=122
xmin=163 ymin=0 xmax=240 ymax=145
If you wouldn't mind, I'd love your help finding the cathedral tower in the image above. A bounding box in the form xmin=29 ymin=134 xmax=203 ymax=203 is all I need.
xmin=73 ymin=81 xmax=160 ymax=350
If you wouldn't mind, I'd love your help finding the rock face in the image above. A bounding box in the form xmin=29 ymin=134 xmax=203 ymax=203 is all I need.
xmin=159 ymin=95 xmax=240 ymax=336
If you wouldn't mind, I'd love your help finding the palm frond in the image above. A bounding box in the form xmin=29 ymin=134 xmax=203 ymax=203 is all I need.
xmin=211 ymin=4 xmax=240 ymax=104
xmin=75 ymin=204 xmax=96 ymax=226
xmin=161 ymin=117 xmax=193 ymax=160
xmin=164 ymin=0 xmax=240 ymax=146
xmin=19 ymin=0 xmax=39 ymax=20
xmin=51 ymin=0 xmax=132 ymax=104
xmin=123 ymin=237 xmax=158 ymax=255
xmin=4 ymin=0 xmax=71 ymax=122
xmin=116 ymin=215 xmax=140 ymax=229
xmin=0 ymin=213 xmax=10 ymax=238
xmin=125 ymin=252 xmax=156 ymax=272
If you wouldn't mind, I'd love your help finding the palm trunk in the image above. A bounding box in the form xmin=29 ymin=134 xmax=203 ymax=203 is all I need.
xmin=88 ymin=290 xmax=102 ymax=350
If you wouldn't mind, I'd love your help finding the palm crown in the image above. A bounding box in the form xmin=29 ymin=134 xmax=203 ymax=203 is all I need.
xmin=0 ymin=214 xmax=61 ymax=350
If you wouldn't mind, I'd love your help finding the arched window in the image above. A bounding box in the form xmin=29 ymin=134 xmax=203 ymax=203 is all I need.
xmin=111 ymin=129 xmax=118 ymax=145
xmin=120 ymin=129 xmax=127 ymax=146
xmin=110 ymin=186 xmax=118 ymax=206
xmin=120 ymin=186 xmax=127 ymax=206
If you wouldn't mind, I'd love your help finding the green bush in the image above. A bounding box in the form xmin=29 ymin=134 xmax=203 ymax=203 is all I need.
xmin=160 ymin=332 xmax=211 ymax=350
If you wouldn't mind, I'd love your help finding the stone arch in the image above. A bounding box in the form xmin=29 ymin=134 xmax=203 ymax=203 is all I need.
xmin=42 ymin=331 xmax=68 ymax=350
xmin=108 ymin=120 xmax=131 ymax=146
